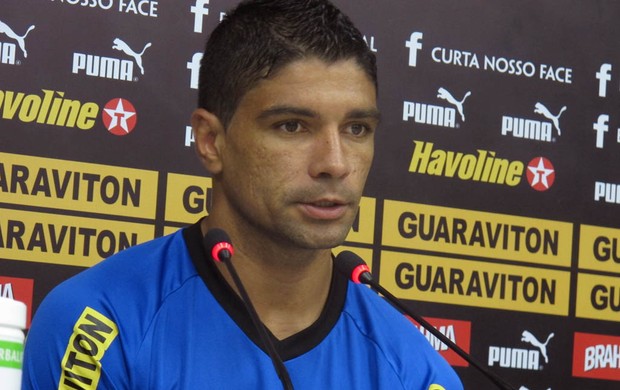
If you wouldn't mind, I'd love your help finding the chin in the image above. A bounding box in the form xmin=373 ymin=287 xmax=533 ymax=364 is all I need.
xmin=297 ymin=231 xmax=349 ymax=250
xmin=274 ymin=220 xmax=352 ymax=249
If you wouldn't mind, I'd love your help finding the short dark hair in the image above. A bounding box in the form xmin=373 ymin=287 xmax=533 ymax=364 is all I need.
xmin=197 ymin=0 xmax=377 ymax=128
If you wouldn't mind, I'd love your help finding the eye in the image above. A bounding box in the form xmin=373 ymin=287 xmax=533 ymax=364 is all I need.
xmin=277 ymin=121 xmax=303 ymax=133
xmin=348 ymin=123 xmax=371 ymax=136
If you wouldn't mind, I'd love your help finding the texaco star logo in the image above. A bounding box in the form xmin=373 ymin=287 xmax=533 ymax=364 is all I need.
xmin=102 ymin=98 xmax=137 ymax=136
xmin=526 ymin=157 xmax=555 ymax=191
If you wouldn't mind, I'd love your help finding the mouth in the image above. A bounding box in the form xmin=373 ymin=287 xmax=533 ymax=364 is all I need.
xmin=299 ymin=199 xmax=349 ymax=220
xmin=312 ymin=200 xmax=341 ymax=207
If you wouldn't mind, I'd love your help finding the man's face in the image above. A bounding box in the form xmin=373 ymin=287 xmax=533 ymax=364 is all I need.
xmin=217 ymin=57 xmax=379 ymax=251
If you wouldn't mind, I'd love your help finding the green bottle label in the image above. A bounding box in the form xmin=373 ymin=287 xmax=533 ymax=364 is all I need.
xmin=0 ymin=340 xmax=23 ymax=369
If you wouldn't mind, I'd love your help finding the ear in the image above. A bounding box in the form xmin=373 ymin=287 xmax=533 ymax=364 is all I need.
xmin=191 ymin=108 xmax=225 ymax=175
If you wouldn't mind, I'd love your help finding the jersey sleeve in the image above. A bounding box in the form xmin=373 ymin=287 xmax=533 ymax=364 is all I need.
xmin=22 ymin=279 xmax=127 ymax=390
xmin=22 ymin=230 xmax=190 ymax=390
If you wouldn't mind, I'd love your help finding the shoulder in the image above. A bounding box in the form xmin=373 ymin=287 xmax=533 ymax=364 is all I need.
xmin=341 ymin=282 xmax=422 ymax=346
xmin=37 ymin=227 xmax=200 ymax=325
xmin=47 ymin=228 xmax=192 ymax=309
xmin=22 ymin=227 xmax=201 ymax=388
xmin=341 ymin=282 xmax=463 ymax=389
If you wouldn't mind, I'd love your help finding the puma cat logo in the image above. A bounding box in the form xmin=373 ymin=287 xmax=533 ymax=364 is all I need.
xmin=521 ymin=330 xmax=554 ymax=364
xmin=112 ymin=38 xmax=152 ymax=75
xmin=534 ymin=102 xmax=566 ymax=136
xmin=437 ymin=87 xmax=471 ymax=122
xmin=0 ymin=20 xmax=35 ymax=58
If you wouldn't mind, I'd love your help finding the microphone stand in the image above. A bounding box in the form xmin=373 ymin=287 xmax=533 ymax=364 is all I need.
xmin=221 ymin=256 xmax=294 ymax=390
xmin=204 ymin=229 xmax=294 ymax=390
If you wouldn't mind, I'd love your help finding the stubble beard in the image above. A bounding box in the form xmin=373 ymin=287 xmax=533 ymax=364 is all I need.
xmin=228 ymin=197 xmax=356 ymax=253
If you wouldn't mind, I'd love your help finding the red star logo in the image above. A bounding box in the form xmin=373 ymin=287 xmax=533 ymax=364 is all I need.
xmin=102 ymin=98 xmax=137 ymax=136
xmin=526 ymin=157 xmax=555 ymax=191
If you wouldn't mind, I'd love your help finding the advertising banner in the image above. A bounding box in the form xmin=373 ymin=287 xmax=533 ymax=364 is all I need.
xmin=2 ymin=1 xmax=619 ymax=388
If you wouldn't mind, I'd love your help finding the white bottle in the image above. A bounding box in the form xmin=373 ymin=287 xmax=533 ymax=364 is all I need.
xmin=0 ymin=297 xmax=27 ymax=390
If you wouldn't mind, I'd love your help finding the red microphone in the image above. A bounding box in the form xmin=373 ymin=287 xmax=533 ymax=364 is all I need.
xmin=334 ymin=250 xmax=372 ymax=284
xmin=203 ymin=228 xmax=234 ymax=262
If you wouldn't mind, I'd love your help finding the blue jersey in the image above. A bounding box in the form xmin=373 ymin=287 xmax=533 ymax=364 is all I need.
xmin=22 ymin=222 xmax=463 ymax=389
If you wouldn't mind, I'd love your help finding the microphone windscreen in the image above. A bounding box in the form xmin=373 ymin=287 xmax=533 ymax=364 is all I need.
xmin=334 ymin=250 xmax=370 ymax=283
xmin=204 ymin=228 xmax=234 ymax=262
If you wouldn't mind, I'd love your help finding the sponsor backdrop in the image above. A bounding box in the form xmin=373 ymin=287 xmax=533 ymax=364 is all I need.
xmin=1 ymin=0 xmax=619 ymax=388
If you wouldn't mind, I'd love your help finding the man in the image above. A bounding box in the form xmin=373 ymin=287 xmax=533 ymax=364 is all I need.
xmin=22 ymin=1 xmax=463 ymax=389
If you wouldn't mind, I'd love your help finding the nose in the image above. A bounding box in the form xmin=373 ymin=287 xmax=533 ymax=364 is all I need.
xmin=308 ymin=127 xmax=350 ymax=179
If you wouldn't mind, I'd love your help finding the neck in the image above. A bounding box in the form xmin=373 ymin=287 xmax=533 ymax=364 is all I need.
xmin=200 ymin=218 xmax=334 ymax=340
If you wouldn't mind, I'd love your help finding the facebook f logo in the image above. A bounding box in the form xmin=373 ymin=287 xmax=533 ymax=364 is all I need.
xmin=191 ymin=0 xmax=210 ymax=33
xmin=187 ymin=52 xmax=203 ymax=89
xmin=405 ymin=32 xmax=423 ymax=67
xmin=593 ymin=114 xmax=609 ymax=149
xmin=596 ymin=63 xmax=612 ymax=97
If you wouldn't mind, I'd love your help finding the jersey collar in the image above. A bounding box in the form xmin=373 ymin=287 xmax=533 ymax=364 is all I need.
xmin=183 ymin=220 xmax=348 ymax=361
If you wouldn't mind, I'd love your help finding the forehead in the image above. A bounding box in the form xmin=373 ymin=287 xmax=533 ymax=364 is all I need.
xmin=236 ymin=57 xmax=377 ymax=113
xmin=261 ymin=56 xmax=374 ymax=83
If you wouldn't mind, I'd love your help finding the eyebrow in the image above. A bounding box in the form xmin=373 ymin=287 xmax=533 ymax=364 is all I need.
xmin=256 ymin=106 xmax=317 ymax=120
xmin=256 ymin=105 xmax=382 ymax=124
xmin=346 ymin=108 xmax=382 ymax=124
